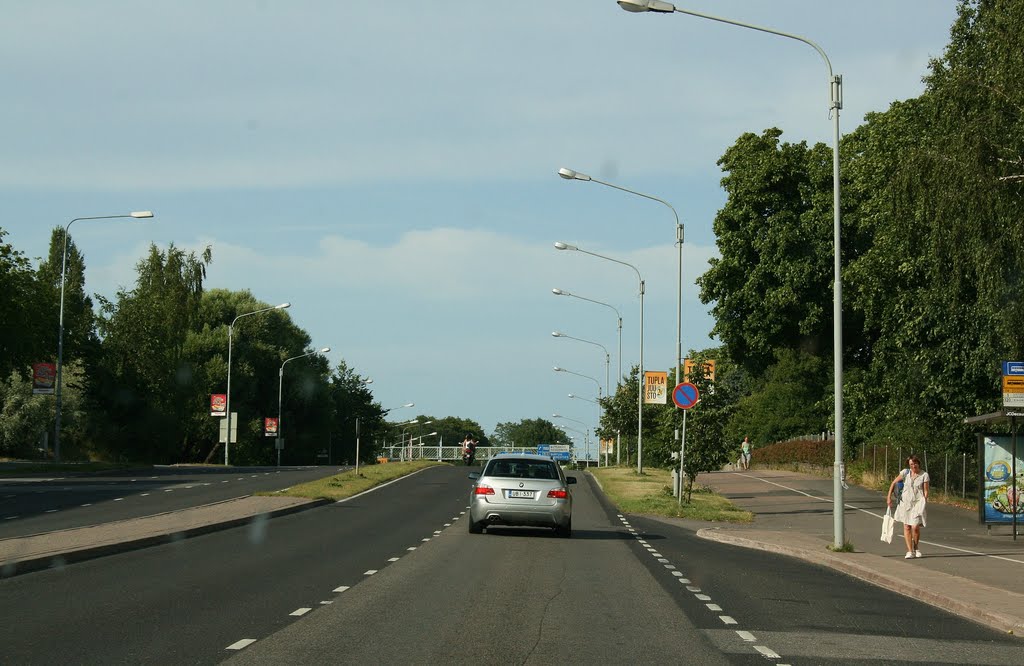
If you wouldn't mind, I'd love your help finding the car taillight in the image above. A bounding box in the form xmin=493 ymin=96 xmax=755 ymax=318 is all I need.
xmin=547 ymin=489 xmax=568 ymax=499
xmin=474 ymin=485 xmax=494 ymax=496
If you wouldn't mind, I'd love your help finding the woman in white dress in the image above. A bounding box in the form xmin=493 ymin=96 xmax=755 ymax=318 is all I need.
xmin=886 ymin=455 xmax=930 ymax=559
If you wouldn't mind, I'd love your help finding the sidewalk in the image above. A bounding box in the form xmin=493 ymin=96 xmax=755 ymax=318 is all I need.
xmin=691 ymin=468 xmax=1024 ymax=636
xmin=0 ymin=495 xmax=324 ymax=578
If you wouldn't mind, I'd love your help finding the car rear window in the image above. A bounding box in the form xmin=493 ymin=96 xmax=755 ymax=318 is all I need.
xmin=485 ymin=460 xmax=559 ymax=480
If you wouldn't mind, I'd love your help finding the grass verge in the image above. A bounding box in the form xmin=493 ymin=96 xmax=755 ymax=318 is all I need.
xmin=259 ymin=460 xmax=444 ymax=501
xmin=591 ymin=466 xmax=753 ymax=523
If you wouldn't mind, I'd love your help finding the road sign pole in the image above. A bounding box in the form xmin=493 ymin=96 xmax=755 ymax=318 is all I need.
xmin=678 ymin=409 xmax=687 ymax=507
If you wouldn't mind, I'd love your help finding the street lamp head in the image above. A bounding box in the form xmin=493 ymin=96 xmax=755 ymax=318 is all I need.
xmin=363 ymin=377 xmax=373 ymax=385
xmin=551 ymin=331 xmax=564 ymax=338
xmin=552 ymin=413 xmax=562 ymax=418
xmin=276 ymin=302 xmax=291 ymax=309
xmin=319 ymin=347 xmax=331 ymax=353
xmin=130 ymin=211 xmax=154 ymax=218
xmin=553 ymin=366 xmax=564 ymax=372
xmin=558 ymin=167 xmax=591 ymax=182
xmin=553 ymin=241 xmax=578 ymax=251
xmin=552 ymin=288 xmax=571 ymax=297
xmin=617 ymin=0 xmax=675 ymax=13
xmin=568 ymin=393 xmax=576 ymax=398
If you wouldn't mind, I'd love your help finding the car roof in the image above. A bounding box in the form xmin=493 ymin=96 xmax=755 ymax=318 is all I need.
xmin=488 ymin=453 xmax=556 ymax=462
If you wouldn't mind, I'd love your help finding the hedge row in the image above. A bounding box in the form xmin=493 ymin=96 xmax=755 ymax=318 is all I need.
xmin=753 ymin=438 xmax=834 ymax=467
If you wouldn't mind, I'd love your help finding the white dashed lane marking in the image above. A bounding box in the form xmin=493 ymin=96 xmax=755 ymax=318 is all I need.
xmin=736 ymin=631 xmax=756 ymax=642
xmin=226 ymin=639 xmax=257 ymax=650
xmin=333 ymin=586 xmax=350 ymax=593
xmin=719 ymin=616 xmax=738 ymax=625
xmin=363 ymin=570 xmax=377 ymax=576
xmin=289 ymin=608 xmax=311 ymax=617
xmin=755 ymin=645 xmax=781 ymax=658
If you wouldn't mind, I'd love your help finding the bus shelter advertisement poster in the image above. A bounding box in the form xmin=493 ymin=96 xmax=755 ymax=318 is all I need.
xmin=979 ymin=435 xmax=1024 ymax=523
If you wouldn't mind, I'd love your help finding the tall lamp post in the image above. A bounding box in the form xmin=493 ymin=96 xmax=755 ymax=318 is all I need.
xmin=552 ymin=288 xmax=622 ymax=394
xmin=552 ymin=330 xmax=610 ymax=398
xmin=558 ymin=168 xmax=683 ymax=386
xmin=225 ymin=302 xmax=291 ymax=466
xmin=553 ymin=365 xmax=602 ymax=400
xmin=553 ymin=416 xmax=592 ymax=466
xmin=568 ymin=393 xmax=606 ymax=466
xmin=277 ymin=346 xmax=330 ymax=467
xmin=555 ymin=241 xmax=646 ymax=473
xmin=55 ymin=211 xmax=154 ymax=463
xmin=617 ymin=0 xmax=846 ymax=547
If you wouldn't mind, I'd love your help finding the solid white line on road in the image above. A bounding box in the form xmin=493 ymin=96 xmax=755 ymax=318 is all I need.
xmin=226 ymin=639 xmax=257 ymax=650
xmin=736 ymin=630 xmax=756 ymax=642
xmin=290 ymin=608 xmax=311 ymax=616
xmin=707 ymin=604 xmax=723 ymax=611
xmin=719 ymin=616 xmax=738 ymax=625
xmin=333 ymin=586 xmax=350 ymax=593
xmin=755 ymin=645 xmax=781 ymax=658
xmin=364 ymin=570 xmax=377 ymax=576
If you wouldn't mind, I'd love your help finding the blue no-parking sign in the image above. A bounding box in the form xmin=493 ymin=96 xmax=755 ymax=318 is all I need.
xmin=672 ymin=382 xmax=700 ymax=410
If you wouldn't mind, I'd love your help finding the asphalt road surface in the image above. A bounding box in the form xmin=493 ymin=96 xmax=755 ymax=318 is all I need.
xmin=0 ymin=465 xmax=345 ymax=537
xmin=1 ymin=466 xmax=1018 ymax=664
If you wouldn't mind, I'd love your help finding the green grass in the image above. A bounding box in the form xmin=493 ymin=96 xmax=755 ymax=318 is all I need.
xmin=591 ymin=466 xmax=753 ymax=523
xmin=258 ymin=460 xmax=444 ymax=501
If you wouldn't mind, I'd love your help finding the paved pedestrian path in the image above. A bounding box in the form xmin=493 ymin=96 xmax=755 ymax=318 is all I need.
xmin=688 ymin=469 xmax=1024 ymax=636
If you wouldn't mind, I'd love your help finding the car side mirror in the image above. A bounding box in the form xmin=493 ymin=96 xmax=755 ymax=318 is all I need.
xmin=468 ymin=472 xmax=480 ymax=480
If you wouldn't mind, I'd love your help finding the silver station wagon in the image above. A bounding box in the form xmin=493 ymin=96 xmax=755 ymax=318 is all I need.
xmin=467 ymin=453 xmax=576 ymax=537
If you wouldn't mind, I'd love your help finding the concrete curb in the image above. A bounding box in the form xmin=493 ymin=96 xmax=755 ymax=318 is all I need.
xmin=0 ymin=496 xmax=330 ymax=579
xmin=697 ymin=527 xmax=1024 ymax=637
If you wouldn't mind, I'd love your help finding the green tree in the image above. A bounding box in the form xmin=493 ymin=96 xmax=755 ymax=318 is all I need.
xmin=491 ymin=418 xmax=571 ymax=450
xmin=697 ymin=129 xmax=835 ymax=376
xmin=0 ymin=229 xmax=47 ymax=380
xmin=328 ymin=359 xmax=382 ymax=465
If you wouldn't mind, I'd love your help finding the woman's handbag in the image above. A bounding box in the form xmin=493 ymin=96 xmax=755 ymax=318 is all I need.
xmin=881 ymin=507 xmax=895 ymax=543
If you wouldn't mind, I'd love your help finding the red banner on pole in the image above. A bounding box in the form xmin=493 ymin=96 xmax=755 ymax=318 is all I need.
xmin=264 ymin=417 xmax=279 ymax=437
xmin=32 ymin=363 xmax=56 ymax=395
xmin=210 ymin=394 xmax=226 ymax=417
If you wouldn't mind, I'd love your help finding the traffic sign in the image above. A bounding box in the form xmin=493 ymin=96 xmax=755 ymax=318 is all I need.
xmin=672 ymin=382 xmax=699 ymax=410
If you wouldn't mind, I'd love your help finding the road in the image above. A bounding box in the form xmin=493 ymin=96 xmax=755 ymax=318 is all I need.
xmin=0 ymin=465 xmax=344 ymax=537
xmin=1 ymin=465 xmax=1018 ymax=664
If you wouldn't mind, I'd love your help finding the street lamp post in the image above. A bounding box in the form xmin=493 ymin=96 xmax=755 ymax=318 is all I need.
xmin=553 ymin=416 xmax=592 ymax=466
xmin=225 ymin=302 xmax=291 ymax=466
xmin=277 ymin=346 xmax=330 ymax=467
xmin=553 ymin=365 xmax=602 ymax=400
xmin=558 ymin=168 xmax=683 ymax=388
xmin=568 ymin=393 xmax=606 ymax=466
xmin=555 ymin=241 xmax=646 ymax=473
xmin=552 ymin=331 xmax=610 ymax=398
xmin=618 ymin=0 xmax=846 ymax=547
xmin=552 ymin=288 xmax=622 ymax=395
xmin=54 ymin=211 xmax=154 ymax=463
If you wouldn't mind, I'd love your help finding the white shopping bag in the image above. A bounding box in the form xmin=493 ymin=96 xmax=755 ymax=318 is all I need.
xmin=880 ymin=507 xmax=895 ymax=544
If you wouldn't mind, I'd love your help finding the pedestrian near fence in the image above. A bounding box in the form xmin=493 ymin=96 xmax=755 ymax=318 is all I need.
xmin=887 ymin=455 xmax=929 ymax=559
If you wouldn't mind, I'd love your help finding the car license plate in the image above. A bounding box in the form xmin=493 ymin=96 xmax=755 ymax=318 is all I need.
xmin=506 ymin=489 xmax=535 ymax=499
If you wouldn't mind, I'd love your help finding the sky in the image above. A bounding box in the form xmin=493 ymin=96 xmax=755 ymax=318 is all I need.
xmin=2 ymin=1 xmax=960 ymax=449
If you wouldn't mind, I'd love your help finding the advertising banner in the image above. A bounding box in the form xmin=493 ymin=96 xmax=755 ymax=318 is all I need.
xmin=644 ymin=371 xmax=667 ymax=404
xmin=978 ymin=434 xmax=1023 ymax=524
xmin=210 ymin=394 xmax=226 ymax=417
xmin=32 ymin=363 xmax=56 ymax=395
xmin=600 ymin=438 xmax=615 ymax=455
xmin=265 ymin=417 xmax=279 ymax=437
xmin=683 ymin=358 xmax=716 ymax=383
